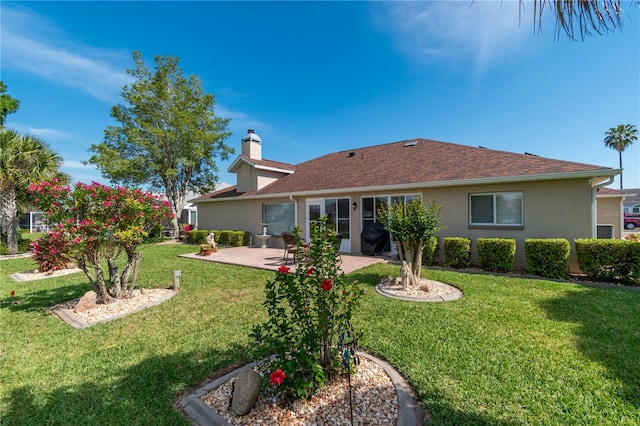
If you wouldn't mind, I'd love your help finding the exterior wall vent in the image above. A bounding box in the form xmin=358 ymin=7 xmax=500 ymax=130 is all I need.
xmin=596 ymin=224 xmax=614 ymax=239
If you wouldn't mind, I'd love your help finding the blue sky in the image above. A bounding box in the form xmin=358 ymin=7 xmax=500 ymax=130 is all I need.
xmin=2 ymin=1 xmax=639 ymax=190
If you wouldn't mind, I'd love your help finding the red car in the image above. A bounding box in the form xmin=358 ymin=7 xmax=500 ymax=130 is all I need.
xmin=624 ymin=214 xmax=640 ymax=230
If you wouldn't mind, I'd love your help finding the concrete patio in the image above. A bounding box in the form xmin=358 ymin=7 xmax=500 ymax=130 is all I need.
xmin=178 ymin=246 xmax=390 ymax=274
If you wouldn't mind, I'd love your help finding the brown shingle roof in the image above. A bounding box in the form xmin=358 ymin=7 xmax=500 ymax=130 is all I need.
xmin=256 ymin=138 xmax=612 ymax=195
xmin=195 ymin=138 xmax=614 ymax=201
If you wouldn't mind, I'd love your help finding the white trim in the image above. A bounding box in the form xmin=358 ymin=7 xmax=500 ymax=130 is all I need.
xmin=228 ymin=156 xmax=295 ymax=174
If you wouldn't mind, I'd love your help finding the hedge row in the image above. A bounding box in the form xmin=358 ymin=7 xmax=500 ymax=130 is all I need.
xmin=429 ymin=236 xmax=639 ymax=283
xmin=186 ymin=229 xmax=251 ymax=247
xmin=575 ymin=239 xmax=640 ymax=284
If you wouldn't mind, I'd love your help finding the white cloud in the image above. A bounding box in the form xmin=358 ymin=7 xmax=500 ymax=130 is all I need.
xmin=372 ymin=0 xmax=534 ymax=73
xmin=1 ymin=6 xmax=133 ymax=103
xmin=216 ymin=105 xmax=275 ymax=135
xmin=63 ymin=160 xmax=95 ymax=170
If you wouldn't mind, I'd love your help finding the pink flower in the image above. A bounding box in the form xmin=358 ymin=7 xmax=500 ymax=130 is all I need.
xmin=104 ymin=201 xmax=110 ymax=207
xmin=269 ymin=368 xmax=286 ymax=385
xmin=278 ymin=265 xmax=290 ymax=274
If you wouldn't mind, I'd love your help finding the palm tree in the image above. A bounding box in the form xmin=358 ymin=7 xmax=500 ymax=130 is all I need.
xmin=526 ymin=0 xmax=632 ymax=40
xmin=0 ymin=129 xmax=70 ymax=254
xmin=603 ymin=124 xmax=638 ymax=189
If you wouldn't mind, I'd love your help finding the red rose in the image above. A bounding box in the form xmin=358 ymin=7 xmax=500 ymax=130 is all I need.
xmin=278 ymin=265 xmax=290 ymax=274
xmin=321 ymin=279 xmax=333 ymax=291
xmin=306 ymin=267 xmax=314 ymax=276
xmin=269 ymin=368 xmax=286 ymax=385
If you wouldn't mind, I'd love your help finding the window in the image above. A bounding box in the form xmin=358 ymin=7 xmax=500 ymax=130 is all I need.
xmin=263 ymin=202 xmax=295 ymax=235
xmin=361 ymin=194 xmax=420 ymax=229
xmin=469 ymin=192 xmax=523 ymax=226
xmin=323 ymin=198 xmax=350 ymax=239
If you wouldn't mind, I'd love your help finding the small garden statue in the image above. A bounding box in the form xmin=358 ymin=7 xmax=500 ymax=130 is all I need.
xmin=206 ymin=232 xmax=217 ymax=250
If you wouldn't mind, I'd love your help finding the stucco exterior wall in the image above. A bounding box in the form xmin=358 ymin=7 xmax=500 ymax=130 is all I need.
xmin=236 ymin=162 xmax=288 ymax=193
xmin=595 ymin=197 xmax=624 ymax=239
xmin=198 ymin=178 xmax=595 ymax=272
xmin=420 ymin=179 xmax=593 ymax=272
xmin=197 ymin=197 xmax=295 ymax=249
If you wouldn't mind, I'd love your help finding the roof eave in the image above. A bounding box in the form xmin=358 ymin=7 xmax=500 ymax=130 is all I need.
xmin=195 ymin=169 xmax=619 ymax=203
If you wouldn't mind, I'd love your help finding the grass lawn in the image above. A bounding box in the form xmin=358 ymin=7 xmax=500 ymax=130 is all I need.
xmin=1 ymin=243 xmax=639 ymax=425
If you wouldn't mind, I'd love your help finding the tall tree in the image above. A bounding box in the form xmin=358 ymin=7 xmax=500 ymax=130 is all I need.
xmin=604 ymin=124 xmax=638 ymax=189
xmin=0 ymin=81 xmax=20 ymax=128
xmin=524 ymin=0 xmax=637 ymax=39
xmin=88 ymin=51 xmax=233 ymax=238
xmin=0 ymin=129 xmax=69 ymax=253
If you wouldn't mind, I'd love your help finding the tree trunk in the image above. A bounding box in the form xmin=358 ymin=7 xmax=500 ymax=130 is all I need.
xmin=121 ymin=251 xmax=141 ymax=297
xmin=94 ymin=262 xmax=113 ymax=303
xmin=107 ymin=256 xmax=121 ymax=299
xmin=78 ymin=260 xmax=101 ymax=295
xmin=0 ymin=188 xmax=19 ymax=254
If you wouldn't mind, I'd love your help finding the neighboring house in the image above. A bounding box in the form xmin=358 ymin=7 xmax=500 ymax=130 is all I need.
xmin=192 ymin=130 xmax=620 ymax=272
xmin=180 ymin=185 xmax=231 ymax=227
xmin=594 ymin=187 xmax=637 ymax=238
xmin=622 ymin=188 xmax=640 ymax=214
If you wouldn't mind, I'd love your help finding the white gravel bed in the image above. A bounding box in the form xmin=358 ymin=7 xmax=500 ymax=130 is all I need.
xmin=200 ymin=355 xmax=398 ymax=426
xmin=11 ymin=267 xmax=82 ymax=282
xmin=378 ymin=277 xmax=455 ymax=298
xmin=52 ymin=288 xmax=175 ymax=326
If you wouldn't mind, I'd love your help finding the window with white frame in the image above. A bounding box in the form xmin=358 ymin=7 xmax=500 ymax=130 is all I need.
xmin=263 ymin=202 xmax=295 ymax=235
xmin=469 ymin=192 xmax=523 ymax=226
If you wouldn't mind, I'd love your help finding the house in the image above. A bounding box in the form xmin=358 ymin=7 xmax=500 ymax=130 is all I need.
xmin=595 ymin=187 xmax=637 ymax=238
xmin=621 ymin=188 xmax=640 ymax=214
xmin=192 ymin=130 xmax=620 ymax=272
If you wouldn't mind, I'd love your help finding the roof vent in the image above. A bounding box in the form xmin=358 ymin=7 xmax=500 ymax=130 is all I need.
xmin=478 ymin=146 xmax=487 ymax=149
xmin=404 ymin=141 xmax=417 ymax=147
xmin=348 ymin=151 xmax=356 ymax=157
xmin=524 ymin=152 xmax=538 ymax=156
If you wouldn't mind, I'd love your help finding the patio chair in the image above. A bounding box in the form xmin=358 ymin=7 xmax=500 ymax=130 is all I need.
xmin=282 ymin=232 xmax=305 ymax=264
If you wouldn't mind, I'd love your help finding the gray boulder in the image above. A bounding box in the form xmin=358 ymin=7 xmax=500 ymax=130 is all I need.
xmin=231 ymin=369 xmax=262 ymax=416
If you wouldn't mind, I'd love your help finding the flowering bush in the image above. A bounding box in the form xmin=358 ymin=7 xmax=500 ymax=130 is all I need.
xmin=251 ymin=218 xmax=363 ymax=400
xmin=28 ymin=178 xmax=172 ymax=301
xmin=30 ymin=229 xmax=73 ymax=272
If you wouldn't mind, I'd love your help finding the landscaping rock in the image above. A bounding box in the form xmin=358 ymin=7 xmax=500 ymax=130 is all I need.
xmin=74 ymin=290 xmax=97 ymax=313
xmin=231 ymin=369 xmax=262 ymax=416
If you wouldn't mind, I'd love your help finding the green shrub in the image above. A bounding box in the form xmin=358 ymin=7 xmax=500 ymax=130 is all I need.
xmin=229 ymin=231 xmax=244 ymax=247
xmin=421 ymin=236 xmax=439 ymax=266
xmin=240 ymin=231 xmax=251 ymax=246
xmin=218 ymin=231 xmax=232 ymax=246
xmin=525 ymin=238 xmax=570 ymax=279
xmin=477 ymin=238 xmax=516 ymax=272
xmin=0 ymin=240 xmax=8 ymax=255
xmin=575 ymin=239 xmax=640 ymax=284
xmin=186 ymin=230 xmax=208 ymax=244
xmin=443 ymin=237 xmax=471 ymax=268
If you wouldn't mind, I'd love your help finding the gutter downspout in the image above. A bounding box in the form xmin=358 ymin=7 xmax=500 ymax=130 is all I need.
xmin=591 ymin=176 xmax=616 ymax=238
xmin=289 ymin=194 xmax=298 ymax=230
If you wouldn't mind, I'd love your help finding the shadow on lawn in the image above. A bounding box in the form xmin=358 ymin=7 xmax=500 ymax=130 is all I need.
xmin=0 ymin=284 xmax=87 ymax=313
xmin=539 ymin=287 xmax=640 ymax=408
xmin=4 ymin=343 xmax=253 ymax=425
